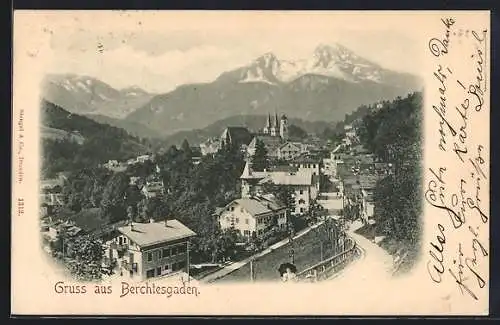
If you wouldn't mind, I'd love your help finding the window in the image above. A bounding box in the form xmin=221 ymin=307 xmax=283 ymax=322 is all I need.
xmin=158 ymin=250 xmax=162 ymax=259
xmin=119 ymin=237 xmax=123 ymax=245
xmin=230 ymin=206 xmax=235 ymax=211
xmin=146 ymin=269 xmax=155 ymax=278
xmin=123 ymin=237 xmax=127 ymax=243
xmin=178 ymin=245 xmax=186 ymax=254
xmin=156 ymin=267 xmax=162 ymax=276
xmin=299 ymin=190 xmax=304 ymax=195
xmin=300 ymin=208 xmax=304 ymax=213
xmin=299 ymin=199 xmax=305 ymax=204
xmin=162 ymin=248 xmax=170 ymax=258
xmin=147 ymin=252 xmax=153 ymax=262
xmin=235 ymin=218 xmax=239 ymax=224
xmin=245 ymin=219 xmax=249 ymax=225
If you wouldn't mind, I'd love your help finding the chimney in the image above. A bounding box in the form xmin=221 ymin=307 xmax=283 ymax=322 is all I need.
xmin=130 ymin=222 xmax=135 ymax=231
xmin=149 ymin=218 xmax=155 ymax=223
xmin=164 ymin=219 xmax=169 ymax=227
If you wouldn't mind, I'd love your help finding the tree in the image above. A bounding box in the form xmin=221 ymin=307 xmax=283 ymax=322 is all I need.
xmin=181 ymin=139 xmax=193 ymax=159
xmin=66 ymin=235 xmax=105 ymax=281
xmin=357 ymin=92 xmax=423 ymax=267
xmin=251 ymin=139 xmax=269 ymax=172
xmin=288 ymin=124 xmax=308 ymax=139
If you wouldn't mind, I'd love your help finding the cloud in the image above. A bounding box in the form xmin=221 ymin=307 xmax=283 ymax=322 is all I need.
xmin=40 ymin=12 xmax=424 ymax=93
xmin=44 ymin=43 xmax=259 ymax=93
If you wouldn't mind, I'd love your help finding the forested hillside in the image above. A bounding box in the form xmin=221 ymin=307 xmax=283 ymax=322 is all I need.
xmin=41 ymin=99 xmax=151 ymax=177
xmin=357 ymin=92 xmax=423 ymax=270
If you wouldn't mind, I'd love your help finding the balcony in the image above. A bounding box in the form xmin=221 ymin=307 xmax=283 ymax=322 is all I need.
xmin=110 ymin=242 xmax=129 ymax=252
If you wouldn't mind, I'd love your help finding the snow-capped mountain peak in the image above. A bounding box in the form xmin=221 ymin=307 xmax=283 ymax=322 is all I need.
xmin=231 ymin=43 xmax=389 ymax=85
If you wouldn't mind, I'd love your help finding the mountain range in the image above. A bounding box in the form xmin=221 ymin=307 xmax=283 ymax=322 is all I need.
xmin=41 ymin=74 xmax=155 ymax=119
xmin=41 ymin=43 xmax=423 ymax=138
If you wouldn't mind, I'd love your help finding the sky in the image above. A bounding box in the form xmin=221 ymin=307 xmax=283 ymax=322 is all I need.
xmin=29 ymin=11 xmax=425 ymax=93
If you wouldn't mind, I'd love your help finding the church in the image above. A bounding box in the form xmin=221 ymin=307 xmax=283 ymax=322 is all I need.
xmin=246 ymin=113 xmax=289 ymax=159
xmin=263 ymin=112 xmax=288 ymax=140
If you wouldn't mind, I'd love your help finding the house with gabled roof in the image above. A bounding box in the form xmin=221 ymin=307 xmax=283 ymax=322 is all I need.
xmin=103 ymin=219 xmax=196 ymax=281
xmin=240 ymin=161 xmax=319 ymax=215
xmin=246 ymin=135 xmax=283 ymax=159
xmin=277 ymin=141 xmax=304 ymax=161
xmin=217 ymin=194 xmax=287 ymax=239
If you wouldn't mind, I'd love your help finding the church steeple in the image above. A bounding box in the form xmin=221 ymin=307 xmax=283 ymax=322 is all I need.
xmin=263 ymin=114 xmax=271 ymax=134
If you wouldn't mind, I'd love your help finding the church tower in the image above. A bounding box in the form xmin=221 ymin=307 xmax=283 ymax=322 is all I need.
xmin=280 ymin=114 xmax=288 ymax=140
xmin=270 ymin=111 xmax=279 ymax=137
xmin=263 ymin=114 xmax=271 ymax=134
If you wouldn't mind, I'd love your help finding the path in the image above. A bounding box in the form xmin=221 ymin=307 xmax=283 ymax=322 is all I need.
xmin=200 ymin=221 xmax=325 ymax=283
xmin=327 ymin=220 xmax=393 ymax=282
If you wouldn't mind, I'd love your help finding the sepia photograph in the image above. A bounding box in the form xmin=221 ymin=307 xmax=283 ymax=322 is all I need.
xmin=12 ymin=11 xmax=490 ymax=315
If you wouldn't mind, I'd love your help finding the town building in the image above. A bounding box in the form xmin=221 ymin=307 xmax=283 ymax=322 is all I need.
xmin=44 ymin=219 xmax=83 ymax=242
xmin=344 ymin=124 xmax=356 ymax=138
xmin=240 ymin=161 xmax=319 ymax=215
xmin=136 ymin=155 xmax=152 ymax=163
xmin=39 ymin=193 xmax=64 ymax=217
xmin=217 ymin=194 xmax=287 ymax=238
xmin=247 ymin=112 xmax=290 ymax=159
xmin=289 ymin=154 xmax=322 ymax=177
xmin=199 ymin=137 xmax=222 ymax=156
xmin=277 ymin=142 xmax=304 ymax=161
xmin=141 ymin=178 xmax=166 ymax=199
xmin=103 ymin=219 xmax=196 ymax=281
xmin=246 ymin=135 xmax=283 ymax=159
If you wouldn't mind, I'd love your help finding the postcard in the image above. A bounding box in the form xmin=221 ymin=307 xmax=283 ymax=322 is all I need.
xmin=11 ymin=10 xmax=490 ymax=315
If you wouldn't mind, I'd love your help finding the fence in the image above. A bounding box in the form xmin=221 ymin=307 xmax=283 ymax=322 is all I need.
xmin=296 ymin=236 xmax=360 ymax=282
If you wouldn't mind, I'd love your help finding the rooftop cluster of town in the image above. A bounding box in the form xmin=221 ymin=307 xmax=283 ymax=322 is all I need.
xmin=39 ymin=109 xmax=392 ymax=282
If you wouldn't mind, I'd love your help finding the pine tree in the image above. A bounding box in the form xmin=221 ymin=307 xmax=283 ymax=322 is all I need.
xmin=251 ymin=139 xmax=269 ymax=171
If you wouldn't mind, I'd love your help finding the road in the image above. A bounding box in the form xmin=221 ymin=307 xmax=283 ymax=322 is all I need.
xmin=316 ymin=191 xmax=394 ymax=282
xmin=327 ymin=220 xmax=393 ymax=282
xmin=200 ymin=220 xmax=325 ymax=283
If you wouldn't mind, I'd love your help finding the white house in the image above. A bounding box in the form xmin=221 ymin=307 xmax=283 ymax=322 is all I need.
xmin=218 ymin=195 xmax=287 ymax=239
xmin=103 ymin=219 xmax=196 ymax=281
xmin=240 ymin=161 xmax=319 ymax=215
xmin=136 ymin=155 xmax=151 ymax=163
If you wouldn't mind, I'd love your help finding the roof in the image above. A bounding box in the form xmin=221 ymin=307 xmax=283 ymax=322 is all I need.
xmin=227 ymin=196 xmax=286 ymax=217
xmin=144 ymin=181 xmax=164 ymax=191
xmin=268 ymin=165 xmax=298 ymax=173
xmin=290 ymin=153 xmax=322 ymax=164
xmin=117 ymin=219 xmax=196 ymax=248
xmin=279 ymin=141 xmax=302 ymax=151
xmin=258 ymin=170 xmax=313 ymax=186
xmin=40 ymin=193 xmax=64 ymax=206
xmin=222 ymin=127 xmax=253 ymax=146
xmin=249 ymin=135 xmax=283 ymax=154
xmin=40 ymin=178 xmax=64 ymax=190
